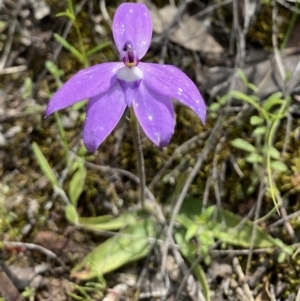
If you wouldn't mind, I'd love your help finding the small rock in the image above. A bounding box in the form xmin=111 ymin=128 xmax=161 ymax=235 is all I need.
xmin=3 ymin=265 xmax=47 ymax=290
xmin=102 ymin=284 xmax=128 ymax=301
xmin=0 ymin=266 xmax=24 ymax=301
xmin=28 ymin=0 xmax=51 ymax=20
xmin=5 ymin=125 xmax=21 ymax=138
xmin=0 ymin=132 xmax=7 ymax=146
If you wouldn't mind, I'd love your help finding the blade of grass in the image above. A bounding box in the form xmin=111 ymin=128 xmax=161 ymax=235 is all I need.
xmin=54 ymin=33 xmax=85 ymax=64
xmin=32 ymin=142 xmax=58 ymax=187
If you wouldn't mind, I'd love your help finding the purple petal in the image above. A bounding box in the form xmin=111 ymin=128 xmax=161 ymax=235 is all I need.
xmin=45 ymin=62 xmax=123 ymax=117
xmin=139 ymin=63 xmax=206 ymax=123
xmin=112 ymin=3 xmax=152 ymax=60
xmin=83 ymin=84 xmax=127 ymax=152
xmin=118 ymin=79 xmax=142 ymax=106
xmin=133 ymin=83 xmax=175 ymax=147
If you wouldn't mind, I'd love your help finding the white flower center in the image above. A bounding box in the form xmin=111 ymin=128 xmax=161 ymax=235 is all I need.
xmin=117 ymin=66 xmax=143 ymax=82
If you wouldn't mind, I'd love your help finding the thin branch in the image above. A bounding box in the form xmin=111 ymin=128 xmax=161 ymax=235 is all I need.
xmin=3 ymin=241 xmax=65 ymax=267
xmin=161 ymin=118 xmax=221 ymax=272
xmin=193 ymin=0 xmax=233 ymax=19
xmin=99 ymin=0 xmax=111 ymax=26
xmin=272 ymin=0 xmax=286 ymax=82
xmin=0 ymin=0 xmax=22 ymax=70
xmin=245 ymin=177 xmax=266 ymax=275
xmin=233 ymin=257 xmax=255 ymax=301
xmin=149 ymin=132 xmax=208 ymax=189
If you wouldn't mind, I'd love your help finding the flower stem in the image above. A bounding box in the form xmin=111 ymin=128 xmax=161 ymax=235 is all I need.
xmin=130 ymin=108 xmax=146 ymax=209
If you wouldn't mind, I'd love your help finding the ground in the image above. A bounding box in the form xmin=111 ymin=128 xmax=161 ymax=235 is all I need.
xmin=1 ymin=0 xmax=300 ymax=300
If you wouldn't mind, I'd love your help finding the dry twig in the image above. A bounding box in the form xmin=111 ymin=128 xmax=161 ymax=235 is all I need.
xmin=0 ymin=0 xmax=21 ymax=70
xmin=233 ymin=257 xmax=255 ymax=301
xmin=3 ymin=241 xmax=66 ymax=267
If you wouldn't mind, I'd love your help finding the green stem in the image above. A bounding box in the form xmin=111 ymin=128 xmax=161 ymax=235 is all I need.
xmin=130 ymin=108 xmax=146 ymax=209
xmin=74 ymin=23 xmax=88 ymax=67
xmin=266 ymin=96 xmax=290 ymax=211
xmin=54 ymin=112 xmax=70 ymax=164
xmin=280 ymin=0 xmax=299 ymax=50
xmin=67 ymin=0 xmax=88 ymax=67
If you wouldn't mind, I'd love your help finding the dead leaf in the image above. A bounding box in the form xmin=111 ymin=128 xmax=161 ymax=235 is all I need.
xmin=149 ymin=4 xmax=223 ymax=53
xmin=198 ymin=49 xmax=300 ymax=99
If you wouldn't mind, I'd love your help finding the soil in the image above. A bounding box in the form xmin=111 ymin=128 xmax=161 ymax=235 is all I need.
xmin=1 ymin=0 xmax=300 ymax=300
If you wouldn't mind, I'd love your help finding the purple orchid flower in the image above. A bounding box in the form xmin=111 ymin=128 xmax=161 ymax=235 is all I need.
xmin=46 ymin=3 xmax=206 ymax=153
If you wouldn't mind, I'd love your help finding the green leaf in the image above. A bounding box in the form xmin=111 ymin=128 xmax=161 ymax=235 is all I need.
xmin=236 ymin=68 xmax=248 ymax=85
xmin=176 ymin=197 xmax=203 ymax=227
xmin=217 ymin=94 xmax=229 ymax=106
xmin=209 ymin=112 xmax=217 ymax=119
xmin=250 ymin=116 xmax=264 ymax=126
xmin=245 ymin=153 xmax=263 ymax=164
xmin=230 ymin=90 xmax=271 ymax=121
xmin=54 ymin=33 xmax=84 ymax=63
xmin=252 ymin=126 xmax=266 ymax=137
xmin=32 ymin=142 xmax=58 ymax=187
xmin=199 ymin=230 xmax=215 ymax=250
xmin=270 ymin=112 xmax=286 ymax=121
xmin=277 ymin=251 xmax=286 ymax=263
xmin=271 ymin=161 xmax=288 ymax=172
xmin=265 ymin=146 xmax=280 ymax=160
xmin=262 ymin=99 xmax=284 ymax=112
xmin=67 ymin=0 xmax=75 ymax=17
xmin=71 ymin=218 xmax=155 ymax=279
xmin=68 ymin=161 xmax=86 ymax=207
xmin=203 ymin=208 xmax=273 ymax=248
xmin=185 ymin=224 xmax=200 ymax=241
xmin=209 ymin=103 xmax=220 ymax=112
xmin=177 ymin=198 xmax=293 ymax=254
xmin=56 ymin=11 xmax=74 ymax=20
xmin=72 ymin=100 xmax=87 ymax=111
xmin=230 ymin=90 xmax=260 ymax=103
xmin=231 ymin=138 xmax=256 ymax=152
xmin=246 ymin=82 xmax=258 ymax=92
xmin=54 ymin=112 xmax=69 ymax=156
xmin=22 ymin=77 xmax=32 ymax=99
xmin=175 ymin=230 xmax=210 ymax=301
xmin=78 ymin=212 xmax=137 ymax=231
xmin=0 ymin=20 xmax=7 ymax=31
xmin=176 ymin=213 xmax=195 ymax=230
xmin=262 ymin=92 xmax=284 ymax=112
xmin=66 ymin=204 xmax=79 ymax=224
xmin=266 ymin=92 xmax=283 ymax=101
xmin=45 ymin=61 xmax=64 ymax=77
xmin=86 ymin=41 xmax=111 ymax=57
